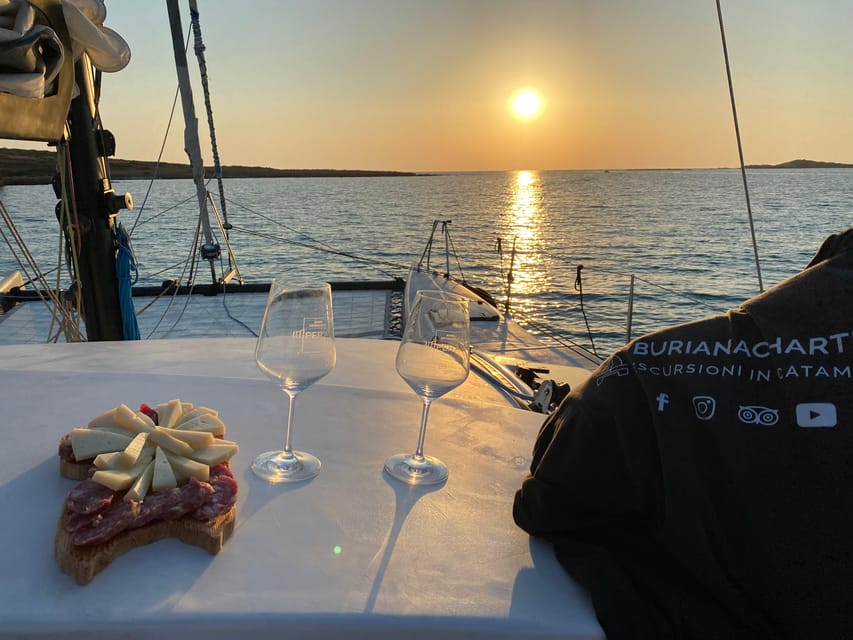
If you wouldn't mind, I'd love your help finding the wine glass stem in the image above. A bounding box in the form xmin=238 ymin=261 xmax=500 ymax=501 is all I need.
xmin=413 ymin=397 xmax=433 ymax=461
xmin=282 ymin=389 xmax=297 ymax=460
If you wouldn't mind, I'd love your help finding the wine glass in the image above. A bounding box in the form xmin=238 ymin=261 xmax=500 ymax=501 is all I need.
xmin=385 ymin=290 xmax=470 ymax=485
xmin=253 ymin=281 xmax=336 ymax=483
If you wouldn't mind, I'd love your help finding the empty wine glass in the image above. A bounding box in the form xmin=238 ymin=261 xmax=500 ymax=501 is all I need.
xmin=253 ymin=281 xmax=336 ymax=483
xmin=385 ymin=289 xmax=470 ymax=485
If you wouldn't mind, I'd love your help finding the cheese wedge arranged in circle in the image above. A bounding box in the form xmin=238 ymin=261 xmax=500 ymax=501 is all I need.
xmin=188 ymin=442 xmax=239 ymax=466
xmin=156 ymin=426 xmax=214 ymax=449
xmin=92 ymin=459 xmax=158 ymax=492
xmin=155 ymin=398 xmax=183 ymax=429
xmin=124 ymin=460 xmax=155 ymax=502
xmin=119 ymin=432 xmax=150 ymax=467
xmin=174 ymin=414 xmax=226 ymax=436
xmin=69 ymin=399 xmax=238 ymax=501
xmin=70 ymin=428 xmax=133 ymax=461
xmin=152 ymin=446 xmax=178 ymax=492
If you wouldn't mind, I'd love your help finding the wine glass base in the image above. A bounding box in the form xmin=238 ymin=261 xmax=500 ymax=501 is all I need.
xmin=252 ymin=450 xmax=321 ymax=483
xmin=384 ymin=453 xmax=448 ymax=485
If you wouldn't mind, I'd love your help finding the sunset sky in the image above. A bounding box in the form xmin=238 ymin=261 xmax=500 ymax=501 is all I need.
xmin=10 ymin=0 xmax=853 ymax=171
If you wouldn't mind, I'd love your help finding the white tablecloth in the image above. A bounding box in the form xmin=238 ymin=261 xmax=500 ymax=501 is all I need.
xmin=0 ymin=338 xmax=602 ymax=639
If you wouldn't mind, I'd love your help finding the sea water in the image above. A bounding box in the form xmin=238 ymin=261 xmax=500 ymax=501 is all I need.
xmin=1 ymin=169 xmax=851 ymax=354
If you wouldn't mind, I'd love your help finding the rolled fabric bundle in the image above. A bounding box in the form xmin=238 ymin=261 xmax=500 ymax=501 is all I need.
xmin=61 ymin=0 xmax=129 ymax=73
xmin=0 ymin=0 xmax=65 ymax=98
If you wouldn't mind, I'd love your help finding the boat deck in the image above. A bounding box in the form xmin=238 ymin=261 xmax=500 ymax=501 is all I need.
xmin=0 ymin=287 xmax=400 ymax=345
xmin=0 ymin=279 xmax=598 ymax=404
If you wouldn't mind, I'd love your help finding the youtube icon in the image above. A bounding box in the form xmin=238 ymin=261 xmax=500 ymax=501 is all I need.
xmin=796 ymin=403 xmax=837 ymax=428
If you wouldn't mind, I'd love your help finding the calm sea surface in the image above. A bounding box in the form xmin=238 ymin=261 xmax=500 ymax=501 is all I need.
xmin=1 ymin=169 xmax=851 ymax=354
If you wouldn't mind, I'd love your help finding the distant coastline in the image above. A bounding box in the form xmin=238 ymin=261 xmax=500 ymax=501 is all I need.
xmin=1 ymin=148 xmax=852 ymax=186
xmin=744 ymin=159 xmax=853 ymax=169
xmin=0 ymin=147 xmax=417 ymax=186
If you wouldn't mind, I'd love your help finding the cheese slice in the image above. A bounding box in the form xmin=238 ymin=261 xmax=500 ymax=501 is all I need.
xmin=174 ymin=406 xmax=218 ymax=426
xmin=155 ymin=398 xmax=184 ymax=429
xmin=93 ymin=450 xmax=125 ymax=470
xmin=92 ymin=459 xmax=151 ymax=491
xmin=156 ymin=426 xmax=214 ymax=449
xmin=69 ymin=428 xmax=133 ymax=461
xmin=119 ymin=432 xmax=150 ymax=467
xmin=87 ymin=408 xmax=120 ymax=430
xmin=188 ymin=441 xmax=239 ymax=466
xmin=86 ymin=425 xmax=134 ymax=437
xmin=94 ymin=443 xmax=154 ymax=470
xmin=165 ymin=452 xmax=210 ymax=482
xmin=114 ymin=404 xmax=154 ymax=434
xmin=175 ymin=414 xmax=226 ymax=436
xmin=151 ymin=446 xmax=177 ymax=491
xmin=136 ymin=445 xmax=156 ymax=466
xmin=147 ymin=428 xmax=194 ymax=456
xmin=135 ymin=410 xmax=155 ymax=428
xmin=124 ymin=460 xmax=155 ymax=502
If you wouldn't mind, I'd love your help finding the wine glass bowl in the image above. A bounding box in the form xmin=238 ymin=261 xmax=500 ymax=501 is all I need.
xmin=385 ymin=290 xmax=470 ymax=485
xmin=253 ymin=281 xmax=335 ymax=483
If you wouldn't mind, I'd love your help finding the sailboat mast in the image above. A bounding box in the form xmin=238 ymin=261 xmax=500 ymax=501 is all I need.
xmin=64 ymin=55 xmax=132 ymax=341
xmin=166 ymin=0 xmax=219 ymax=285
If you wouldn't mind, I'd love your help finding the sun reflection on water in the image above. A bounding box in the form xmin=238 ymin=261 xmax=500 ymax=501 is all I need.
xmin=498 ymin=171 xmax=548 ymax=317
xmin=512 ymin=171 xmax=539 ymax=240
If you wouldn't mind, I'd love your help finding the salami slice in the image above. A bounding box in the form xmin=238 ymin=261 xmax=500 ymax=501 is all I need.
xmin=70 ymin=501 xmax=142 ymax=546
xmin=66 ymin=479 xmax=115 ymax=515
xmin=193 ymin=472 xmax=238 ymax=521
xmin=63 ymin=508 xmax=98 ymax=533
xmin=138 ymin=479 xmax=213 ymax=525
xmin=69 ymin=481 xmax=214 ymax=546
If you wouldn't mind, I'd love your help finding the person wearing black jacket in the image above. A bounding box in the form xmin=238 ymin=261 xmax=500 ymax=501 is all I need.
xmin=513 ymin=228 xmax=853 ymax=640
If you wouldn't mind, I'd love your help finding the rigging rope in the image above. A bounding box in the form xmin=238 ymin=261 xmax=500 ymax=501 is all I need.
xmin=133 ymin=192 xmax=199 ymax=231
xmin=188 ymin=0 xmax=230 ymax=241
xmin=225 ymin=196 xmax=341 ymax=252
xmin=129 ymin=84 xmax=182 ymax=237
xmin=160 ymin=223 xmax=204 ymax=339
xmin=573 ymin=265 xmax=598 ymax=357
xmin=217 ymin=250 xmax=257 ymax=337
xmin=227 ymin=224 xmax=405 ymax=278
xmin=716 ymin=0 xmax=764 ymax=293
xmin=144 ymin=215 xmax=201 ymax=339
xmin=443 ymin=222 xmax=467 ymax=282
xmin=129 ymin=26 xmax=189 ymax=238
xmin=62 ymin=140 xmax=82 ymax=253
xmin=54 ymin=141 xmax=84 ymax=341
xmin=540 ymin=247 xmax=722 ymax=311
xmin=0 ymin=198 xmax=83 ymax=341
xmin=206 ymin=191 xmax=243 ymax=283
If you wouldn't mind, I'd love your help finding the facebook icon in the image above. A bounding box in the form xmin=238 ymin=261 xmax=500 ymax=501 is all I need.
xmin=656 ymin=393 xmax=670 ymax=413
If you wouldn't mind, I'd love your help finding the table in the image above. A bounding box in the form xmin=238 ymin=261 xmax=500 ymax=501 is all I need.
xmin=0 ymin=338 xmax=602 ymax=639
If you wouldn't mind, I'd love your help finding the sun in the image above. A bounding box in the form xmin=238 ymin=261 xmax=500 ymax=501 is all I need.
xmin=510 ymin=89 xmax=544 ymax=119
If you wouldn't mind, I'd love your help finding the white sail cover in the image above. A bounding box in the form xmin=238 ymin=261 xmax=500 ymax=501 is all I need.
xmin=61 ymin=0 xmax=129 ymax=72
xmin=0 ymin=0 xmax=129 ymax=99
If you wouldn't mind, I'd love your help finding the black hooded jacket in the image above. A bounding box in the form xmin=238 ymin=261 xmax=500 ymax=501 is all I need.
xmin=513 ymin=230 xmax=853 ymax=640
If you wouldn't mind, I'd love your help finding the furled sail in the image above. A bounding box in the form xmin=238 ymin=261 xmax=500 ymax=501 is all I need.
xmin=0 ymin=0 xmax=129 ymax=141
